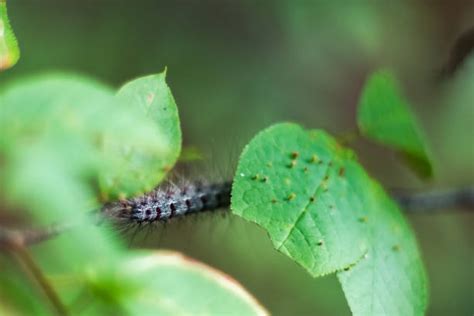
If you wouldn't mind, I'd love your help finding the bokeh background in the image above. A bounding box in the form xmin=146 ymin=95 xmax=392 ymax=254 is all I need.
xmin=1 ymin=1 xmax=473 ymax=315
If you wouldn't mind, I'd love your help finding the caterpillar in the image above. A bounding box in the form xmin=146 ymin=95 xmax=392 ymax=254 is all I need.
xmin=102 ymin=181 xmax=232 ymax=224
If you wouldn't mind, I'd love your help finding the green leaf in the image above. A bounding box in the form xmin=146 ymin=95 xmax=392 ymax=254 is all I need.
xmin=115 ymin=71 xmax=182 ymax=195
xmin=232 ymin=123 xmax=369 ymax=276
xmin=0 ymin=0 xmax=20 ymax=70
xmin=0 ymin=74 xmax=140 ymax=314
xmin=0 ymin=72 xmax=184 ymax=314
xmin=0 ymin=74 xmax=116 ymax=221
xmin=83 ymin=251 xmax=268 ymax=316
xmin=0 ymin=73 xmax=171 ymax=207
xmin=337 ymin=180 xmax=428 ymax=316
xmin=357 ymin=70 xmax=433 ymax=178
xmin=232 ymin=123 xmax=427 ymax=315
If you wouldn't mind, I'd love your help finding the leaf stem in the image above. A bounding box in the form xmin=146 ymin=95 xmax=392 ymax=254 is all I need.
xmin=11 ymin=245 xmax=69 ymax=315
xmin=336 ymin=129 xmax=361 ymax=145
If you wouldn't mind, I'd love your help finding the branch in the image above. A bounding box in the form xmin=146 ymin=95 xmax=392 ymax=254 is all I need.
xmin=0 ymin=186 xmax=472 ymax=248
xmin=439 ymin=26 xmax=474 ymax=79
xmin=0 ymin=223 xmax=72 ymax=249
xmin=393 ymin=186 xmax=474 ymax=213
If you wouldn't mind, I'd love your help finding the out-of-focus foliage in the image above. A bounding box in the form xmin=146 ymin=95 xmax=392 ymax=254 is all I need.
xmin=82 ymin=251 xmax=268 ymax=315
xmin=0 ymin=73 xmax=170 ymax=223
xmin=0 ymin=254 xmax=51 ymax=315
xmin=435 ymin=61 xmax=474 ymax=183
xmin=0 ymin=72 xmax=264 ymax=314
xmin=232 ymin=123 xmax=428 ymax=315
xmin=357 ymin=70 xmax=433 ymax=178
xmin=0 ymin=0 xmax=19 ymax=70
xmin=112 ymin=71 xmax=181 ymax=198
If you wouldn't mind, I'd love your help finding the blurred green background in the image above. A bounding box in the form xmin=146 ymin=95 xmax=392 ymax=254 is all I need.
xmin=1 ymin=1 xmax=473 ymax=315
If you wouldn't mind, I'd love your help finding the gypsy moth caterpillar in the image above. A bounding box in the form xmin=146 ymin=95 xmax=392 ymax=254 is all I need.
xmin=102 ymin=180 xmax=232 ymax=225
xmin=102 ymin=137 xmax=240 ymax=243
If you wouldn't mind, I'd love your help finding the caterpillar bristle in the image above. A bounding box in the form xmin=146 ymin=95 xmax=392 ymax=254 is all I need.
xmin=102 ymin=180 xmax=232 ymax=225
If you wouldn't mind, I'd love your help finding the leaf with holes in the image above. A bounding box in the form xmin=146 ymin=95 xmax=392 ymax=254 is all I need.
xmin=231 ymin=123 xmax=427 ymax=315
xmin=83 ymin=251 xmax=268 ymax=316
xmin=357 ymin=70 xmax=433 ymax=178
xmin=0 ymin=0 xmax=20 ymax=70
xmin=115 ymin=71 xmax=182 ymax=194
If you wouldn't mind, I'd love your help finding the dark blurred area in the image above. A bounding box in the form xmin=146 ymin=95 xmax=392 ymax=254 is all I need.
xmin=1 ymin=1 xmax=473 ymax=314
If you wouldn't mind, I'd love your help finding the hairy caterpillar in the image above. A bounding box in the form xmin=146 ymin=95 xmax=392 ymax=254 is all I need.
xmin=102 ymin=181 xmax=232 ymax=224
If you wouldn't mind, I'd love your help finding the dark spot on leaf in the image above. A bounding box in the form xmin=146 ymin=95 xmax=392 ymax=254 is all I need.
xmin=339 ymin=167 xmax=345 ymax=177
xmin=288 ymin=160 xmax=297 ymax=168
xmin=310 ymin=154 xmax=319 ymax=163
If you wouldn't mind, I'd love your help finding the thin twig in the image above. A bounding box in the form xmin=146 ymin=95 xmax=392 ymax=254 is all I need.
xmin=0 ymin=223 xmax=72 ymax=249
xmin=11 ymin=245 xmax=69 ymax=315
